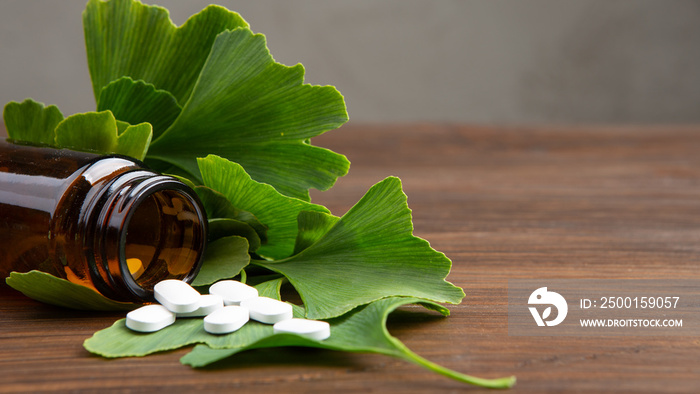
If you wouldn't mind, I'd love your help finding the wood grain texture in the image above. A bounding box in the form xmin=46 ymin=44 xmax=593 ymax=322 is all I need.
xmin=2 ymin=123 xmax=700 ymax=393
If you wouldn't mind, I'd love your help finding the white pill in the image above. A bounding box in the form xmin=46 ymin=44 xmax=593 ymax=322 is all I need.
xmin=176 ymin=294 xmax=224 ymax=318
xmin=203 ymin=306 xmax=250 ymax=334
xmin=240 ymin=296 xmax=294 ymax=324
xmin=126 ymin=304 xmax=176 ymax=333
xmin=153 ymin=279 xmax=201 ymax=313
xmin=208 ymin=280 xmax=258 ymax=305
xmin=273 ymin=318 xmax=331 ymax=341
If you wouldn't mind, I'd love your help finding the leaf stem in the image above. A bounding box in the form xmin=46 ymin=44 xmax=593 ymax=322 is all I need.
xmin=398 ymin=345 xmax=516 ymax=389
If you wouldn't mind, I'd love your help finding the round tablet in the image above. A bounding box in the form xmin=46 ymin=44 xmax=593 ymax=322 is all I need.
xmin=126 ymin=304 xmax=176 ymax=333
xmin=240 ymin=297 xmax=293 ymax=324
xmin=177 ymin=294 xmax=224 ymax=318
xmin=273 ymin=318 xmax=331 ymax=341
xmin=209 ymin=280 xmax=258 ymax=305
xmin=153 ymin=279 xmax=201 ymax=313
xmin=203 ymin=306 xmax=250 ymax=334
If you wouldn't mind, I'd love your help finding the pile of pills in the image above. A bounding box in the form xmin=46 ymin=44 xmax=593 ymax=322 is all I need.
xmin=125 ymin=279 xmax=330 ymax=340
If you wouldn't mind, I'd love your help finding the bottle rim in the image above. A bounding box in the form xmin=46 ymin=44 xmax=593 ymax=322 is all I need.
xmin=88 ymin=171 xmax=207 ymax=302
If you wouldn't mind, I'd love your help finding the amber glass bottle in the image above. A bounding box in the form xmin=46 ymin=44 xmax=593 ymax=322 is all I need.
xmin=0 ymin=140 xmax=207 ymax=302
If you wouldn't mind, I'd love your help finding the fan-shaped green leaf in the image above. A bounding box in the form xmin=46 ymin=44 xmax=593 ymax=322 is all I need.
xmin=181 ymin=298 xmax=515 ymax=388
xmin=98 ymin=77 xmax=181 ymax=139
xmin=147 ymin=27 xmax=349 ymax=199
xmin=53 ymin=110 xmax=152 ymax=160
xmin=293 ymin=211 xmax=339 ymax=255
xmin=207 ymin=218 xmax=261 ymax=253
xmin=6 ymin=271 xmax=137 ymax=311
xmin=115 ymin=122 xmax=152 ymax=160
xmin=83 ymin=294 xmax=513 ymax=388
xmin=191 ymin=236 xmax=250 ymax=287
xmin=54 ymin=111 xmax=118 ymax=153
xmin=83 ymin=0 xmax=248 ymax=104
xmin=255 ymin=177 xmax=465 ymax=319
xmin=197 ymin=155 xmax=329 ymax=260
xmin=195 ymin=186 xmax=267 ymax=245
xmin=3 ymin=99 xmax=64 ymax=146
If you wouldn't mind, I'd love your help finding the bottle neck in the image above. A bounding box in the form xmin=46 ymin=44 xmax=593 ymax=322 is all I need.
xmin=83 ymin=170 xmax=207 ymax=302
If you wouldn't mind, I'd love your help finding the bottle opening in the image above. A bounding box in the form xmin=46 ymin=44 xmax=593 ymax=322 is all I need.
xmin=123 ymin=189 xmax=205 ymax=290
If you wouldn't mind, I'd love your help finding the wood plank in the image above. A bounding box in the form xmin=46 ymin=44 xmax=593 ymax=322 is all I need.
xmin=2 ymin=124 xmax=700 ymax=392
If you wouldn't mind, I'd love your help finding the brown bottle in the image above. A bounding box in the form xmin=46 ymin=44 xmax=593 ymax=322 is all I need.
xmin=0 ymin=140 xmax=207 ymax=302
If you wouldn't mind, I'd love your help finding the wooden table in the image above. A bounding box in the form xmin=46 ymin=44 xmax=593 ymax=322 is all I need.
xmin=1 ymin=124 xmax=699 ymax=392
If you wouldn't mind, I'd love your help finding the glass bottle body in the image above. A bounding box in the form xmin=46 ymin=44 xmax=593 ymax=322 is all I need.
xmin=0 ymin=140 xmax=207 ymax=302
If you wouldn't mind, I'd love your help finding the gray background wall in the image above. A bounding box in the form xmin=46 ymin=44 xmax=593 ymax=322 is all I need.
xmin=1 ymin=0 xmax=699 ymax=124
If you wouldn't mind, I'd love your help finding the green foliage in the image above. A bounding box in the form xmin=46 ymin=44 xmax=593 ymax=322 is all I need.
xmin=83 ymin=293 xmax=514 ymax=389
xmin=97 ymin=77 xmax=181 ymax=139
xmin=207 ymin=219 xmax=262 ymax=253
xmin=3 ymin=99 xmax=64 ymax=145
xmin=191 ymin=236 xmax=250 ymax=287
xmin=181 ymin=297 xmax=516 ymax=389
xmin=54 ymin=110 xmax=152 ymax=160
xmin=54 ymin=110 xmax=118 ymax=152
xmin=255 ymin=177 xmax=465 ymax=319
xmin=113 ymin=122 xmax=153 ymax=159
xmin=195 ymin=185 xmax=268 ymax=246
xmin=5 ymin=0 xmax=348 ymax=200
xmin=4 ymin=104 xmax=153 ymax=160
xmin=292 ymin=211 xmax=339 ymax=255
xmin=83 ymin=0 xmax=248 ymax=105
xmin=145 ymin=27 xmax=349 ymax=199
xmin=0 ymin=0 xmax=510 ymax=387
xmin=83 ymin=0 xmax=348 ymax=199
xmin=197 ymin=155 xmax=329 ymax=260
xmin=6 ymin=271 xmax=137 ymax=311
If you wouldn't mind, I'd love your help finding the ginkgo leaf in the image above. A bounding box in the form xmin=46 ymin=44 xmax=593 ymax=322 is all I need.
xmin=207 ymin=219 xmax=261 ymax=253
xmin=83 ymin=0 xmax=248 ymax=104
xmin=182 ymin=297 xmax=515 ymax=388
xmin=84 ymin=0 xmax=349 ymax=200
xmin=2 ymin=0 xmax=503 ymax=386
xmin=292 ymin=211 xmax=339 ymax=255
xmin=197 ymin=155 xmax=329 ymax=260
xmin=83 ymin=293 xmax=514 ymax=389
xmin=3 ymin=99 xmax=64 ymax=146
xmin=255 ymin=177 xmax=466 ymax=319
xmin=114 ymin=122 xmax=152 ymax=160
xmin=97 ymin=77 xmax=181 ymax=139
xmin=53 ymin=110 xmax=152 ymax=160
xmin=146 ymin=27 xmax=349 ymax=200
xmin=190 ymin=236 xmax=250 ymax=287
xmin=83 ymin=278 xmax=297 ymax=357
xmin=6 ymin=271 xmax=137 ymax=311
xmin=54 ymin=111 xmax=118 ymax=153
xmin=195 ymin=185 xmax=267 ymax=245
